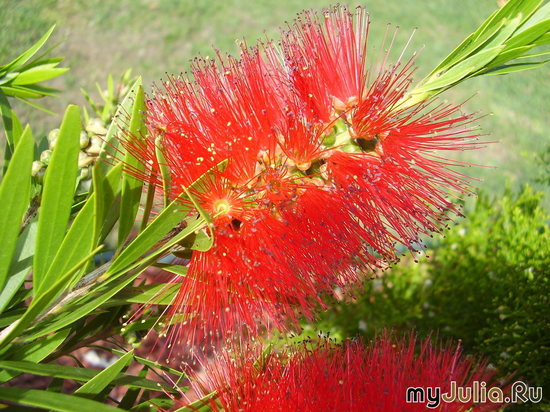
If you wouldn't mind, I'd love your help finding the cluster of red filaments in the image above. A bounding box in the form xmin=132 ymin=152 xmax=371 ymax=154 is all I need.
xmin=123 ymin=5 xmax=480 ymax=344
xmin=185 ymin=334 xmax=508 ymax=412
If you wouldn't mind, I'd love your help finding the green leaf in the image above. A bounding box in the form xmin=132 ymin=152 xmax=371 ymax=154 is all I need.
xmin=10 ymin=109 xmax=24 ymax=147
xmin=0 ymin=328 xmax=70 ymax=383
xmin=0 ymin=126 xmax=33 ymax=291
xmin=12 ymin=64 xmax=68 ymax=86
xmin=131 ymin=396 xmax=176 ymax=411
xmin=21 ymin=216 xmax=204 ymax=341
xmin=16 ymin=96 xmax=57 ymax=115
xmin=19 ymin=56 xmax=64 ymax=72
xmin=93 ymin=162 xmax=123 ymax=245
xmin=19 ymin=266 xmax=145 ymax=341
xmin=0 ymin=91 xmax=14 ymax=150
xmin=97 ymin=77 xmax=142 ymax=174
xmin=118 ymin=367 xmax=148 ymax=410
xmin=1 ymin=85 xmax=47 ymax=99
xmin=517 ymin=49 xmax=550 ymax=59
xmin=173 ymin=392 xmax=218 ymax=412
xmin=419 ymin=0 xmax=545 ymax=87
xmin=0 ymin=387 xmax=121 ymax=412
xmin=108 ymin=196 xmax=191 ymax=276
xmin=0 ymin=308 xmax=25 ymax=328
xmin=504 ymin=18 xmax=550 ymax=50
xmin=485 ymin=45 xmax=534 ymax=69
xmin=0 ymin=360 xmax=169 ymax=392
xmin=484 ymin=59 xmax=550 ymax=75
xmin=0 ymin=221 xmax=37 ymax=313
xmin=156 ymin=264 xmax=189 ymax=277
xmin=0 ymin=72 xmax=18 ymax=86
xmin=0 ymin=246 xmax=101 ymax=349
xmin=110 ymin=349 xmax=187 ymax=379
xmin=0 ymin=25 xmax=56 ymax=72
xmin=140 ymin=180 xmax=156 ymax=232
xmin=34 ymin=105 xmax=81 ymax=295
xmin=20 ymin=83 xmax=60 ymax=97
xmin=181 ymin=185 xmax=214 ymax=252
xmin=118 ymin=85 xmax=146 ymax=250
xmin=476 ymin=0 xmax=541 ymax=39
xmin=110 ymin=158 xmax=226 ymax=269
xmin=121 ymin=283 xmax=180 ymax=305
xmin=43 ymin=195 xmax=95 ymax=292
xmin=155 ymin=136 xmax=172 ymax=208
xmin=516 ymin=0 xmax=550 ymax=33
xmin=414 ymin=45 xmax=505 ymax=94
xmin=75 ymin=350 xmax=134 ymax=398
xmin=481 ymin=15 xmax=524 ymax=52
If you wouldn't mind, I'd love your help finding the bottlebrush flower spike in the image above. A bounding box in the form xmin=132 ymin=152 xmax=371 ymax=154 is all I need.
xmin=184 ymin=334 xmax=509 ymax=412
xmin=119 ymin=4 xmax=482 ymax=345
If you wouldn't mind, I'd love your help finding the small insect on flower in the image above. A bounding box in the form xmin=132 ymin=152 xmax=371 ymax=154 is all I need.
xmin=119 ymin=4 xmax=483 ymax=347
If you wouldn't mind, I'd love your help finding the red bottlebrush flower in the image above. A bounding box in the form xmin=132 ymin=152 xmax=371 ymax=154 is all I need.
xmin=184 ymin=334 xmax=509 ymax=412
xmin=281 ymin=5 xmax=371 ymax=119
xmin=119 ymin=5 xmax=482 ymax=345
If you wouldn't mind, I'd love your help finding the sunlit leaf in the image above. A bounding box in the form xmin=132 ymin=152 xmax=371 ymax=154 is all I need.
xmin=97 ymin=77 xmax=142 ymax=174
xmin=0 ymin=126 xmax=33 ymax=291
xmin=34 ymin=105 xmax=81 ymax=296
xmin=117 ymin=85 xmax=146 ymax=250
xmin=74 ymin=350 xmax=134 ymax=398
xmin=0 ymin=25 xmax=56 ymax=72
xmin=0 ymin=387 xmax=121 ymax=412
xmin=0 ymin=328 xmax=70 ymax=383
xmin=12 ymin=64 xmax=68 ymax=86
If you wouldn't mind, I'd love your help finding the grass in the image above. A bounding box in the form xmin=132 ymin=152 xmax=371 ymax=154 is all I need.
xmin=1 ymin=0 xmax=549 ymax=200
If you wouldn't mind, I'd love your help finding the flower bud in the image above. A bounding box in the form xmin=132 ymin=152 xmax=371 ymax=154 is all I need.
xmin=79 ymin=166 xmax=91 ymax=180
xmin=31 ymin=160 xmax=43 ymax=177
xmin=86 ymin=118 xmax=108 ymax=135
xmin=35 ymin=167 xmax=46 ymax=183
xmin=47 ymin=128 xmax=60 ymax=149
xmin=86 ymin=136 xmax=102 ymax=155
xmin=78 ymin=151 xmax=94 ymax=168
xmin=40 ymin=149 xmax=52 ymax=164
xmin=80 ymin=131 xmax=90 ymax=149
xmin=47 ymin=128 xmax=59 ymax=142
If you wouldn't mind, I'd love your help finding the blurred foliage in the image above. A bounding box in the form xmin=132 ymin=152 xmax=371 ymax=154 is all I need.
xmin=535 ymin=143 xmax=550 ymax=185
xmin=314 ymin=185 xmax=550 ymax=406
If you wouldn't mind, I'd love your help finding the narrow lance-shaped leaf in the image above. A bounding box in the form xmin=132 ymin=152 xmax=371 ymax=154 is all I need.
xmin=0 ymin=387 xmax=121 ymax=412
xmin=12 ymin=64 xmax=69 ymax=86
xmin=404 ymin=0 xmax=548 ymax=108
xmin=17 ymin=161 xmax=222 ymax=341
xmin=21 ymin=216 xmax=206 ymax=341
xmin=74 ymin=350 xmax=134 ymax=398
xmin=0 ymin=246 xmax=102 ymax=349
xmin=0 ymin=221 xmax=37 ymax=314
xmin=0 ymin=92 xmax=14 ymax=156
xmin=117 ymin=85 xmax=146 ymax=251
xmin=93 ymin=162 xmax=123 ymax=245
xmin=0 ymin=25 xmax=56 ymax=73
xmin=484 ymin=59 xmax=550 ymax=75
xmin=0 ymin=360 xmax=173 ymax=392
xmin=412 ymin=45 xmax=504 ymax=94
xmin=0 ymin=328 xmax=70 ymax=384
xmin=97 ymin=77 xmax=142 ymax=174
xmin=0 ymin=126 xmax=33 ymax=291
xmin=33 ymin=105 xmax=81 ymax=295
xmin=44 ymin=162 xmax=124 ymax=291
xmin=107 ymin=159 xmax=228 ymax=275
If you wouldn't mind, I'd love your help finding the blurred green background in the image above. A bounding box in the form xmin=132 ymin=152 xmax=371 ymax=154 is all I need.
xmin=1 ymin=0 xmax=549 ymax=200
